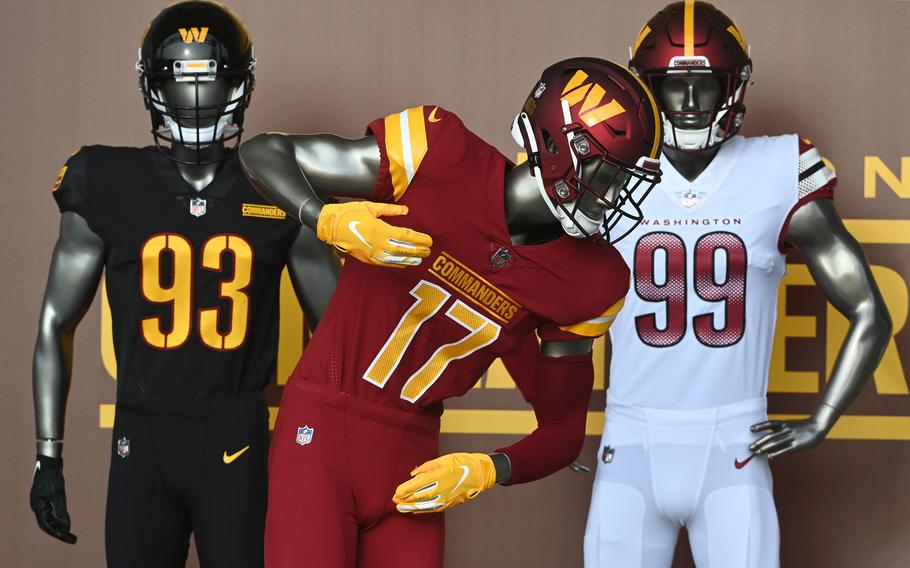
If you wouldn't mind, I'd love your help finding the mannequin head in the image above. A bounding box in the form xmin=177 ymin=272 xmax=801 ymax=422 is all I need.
xmin=629 ymin=1 xmax=751 ymax=151
xmin=511 ymin=57 xmax=662 ymax=243
xmin=137 ymin=1 xmax=255 ymax=165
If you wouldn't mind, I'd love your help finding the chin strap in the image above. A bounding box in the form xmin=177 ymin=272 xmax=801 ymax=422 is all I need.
xmin=558 ymin=206 xmax=604 ymax=238
xmin=154 ymin=81 xmax=246 ymax=147
xmin=665 ymin=121 xmax=714 ymax=150
xmin=162 ymin=114 xmax=234 ymax=147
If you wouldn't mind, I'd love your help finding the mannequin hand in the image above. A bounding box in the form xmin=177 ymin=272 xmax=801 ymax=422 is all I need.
xmin=316 ymin=201 xmax=432 ymax=267
xmin=393 ymin=453 xmax=497 ymax=514
xmin=30 ymin=456 xmax=77 ymax=544
xmin=749 ymin=418 xmax=829 ymax=460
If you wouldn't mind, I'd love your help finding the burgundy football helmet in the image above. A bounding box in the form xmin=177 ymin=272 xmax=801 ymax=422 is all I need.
xmin=629 ymin=1 xmax=751 ymax=151
xmin=511 ymin=57 xmax=662 ymax=243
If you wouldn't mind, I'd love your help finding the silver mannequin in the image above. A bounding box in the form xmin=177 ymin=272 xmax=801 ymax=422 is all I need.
xmin=655 ymin=75 xmax=892 ymax=458
xmin=31 ymin=74 xmax=340 ymax=540
xmin=238 ymin=132 xmax=627 ymax=481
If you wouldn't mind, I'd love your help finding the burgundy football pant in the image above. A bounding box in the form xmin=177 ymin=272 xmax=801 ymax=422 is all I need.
xmin=266 ymin=380 xmax=444 ymax=568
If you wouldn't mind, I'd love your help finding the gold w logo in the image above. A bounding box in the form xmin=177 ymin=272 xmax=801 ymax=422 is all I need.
xmin=178 ymin=27 xmax=209 ymax=44
xmin=560 ymin=70 xmax=626 ymax=127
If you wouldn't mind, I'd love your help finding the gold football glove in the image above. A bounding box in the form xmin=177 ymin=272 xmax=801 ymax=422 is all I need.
xmin=393 ymin=453 xmax=497 ymax=514
xmin=315 ymin=201 xmax=433 ymax=267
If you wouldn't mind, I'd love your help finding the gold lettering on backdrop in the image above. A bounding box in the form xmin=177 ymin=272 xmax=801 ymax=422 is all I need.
xmin=101 ymin=280 xmax=116 ymax=380
xmin=277 ymin=268 xmax=307 ymax=385
xmin=769 ymin=263 xmax=909 ymax=396
xmin=768 ymin=265 xmax=819 ymax=393
xmin=864 ymin=156 xmax=910 ymax=198
xmin=826 ymin=265 xmax=908 ymax=394
xmin=482 ymin=335 xmax=608 ymax=390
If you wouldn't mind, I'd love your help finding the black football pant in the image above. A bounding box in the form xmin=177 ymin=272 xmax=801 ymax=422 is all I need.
xmin=105 ymin=396 xmax=269 ymax=568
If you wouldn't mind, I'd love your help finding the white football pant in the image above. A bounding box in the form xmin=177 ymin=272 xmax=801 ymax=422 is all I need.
xmin=584 ymin=396 xmax=779 ymax=568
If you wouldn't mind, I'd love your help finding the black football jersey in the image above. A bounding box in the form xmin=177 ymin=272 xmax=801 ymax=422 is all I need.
xmin=52 ymin=146 xmax=301 ymax=406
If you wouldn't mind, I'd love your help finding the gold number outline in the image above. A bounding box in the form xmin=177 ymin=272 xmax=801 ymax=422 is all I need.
xmin=362 ymin=280 xmax=502 ymax=403
xmin=139 ymin=232 xmax=254 ymax=351
xmin=363 ymin=280 xmax=450 ymax=387
xmin=140 ymin=233 xmax=194 ymax=350
xmin=198 ymin=234 xmax=254 ymax=351
xmin=400 ymin=300 xmax=501 ymax=402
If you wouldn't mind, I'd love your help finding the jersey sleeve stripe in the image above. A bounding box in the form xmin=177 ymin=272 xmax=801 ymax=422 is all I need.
xmin=778 ymin=177 xmax=837 ymax=253
xmin=52 ymin=165 xmax=68 ymax=192
xmin=399 ymin=109 xmax=416 ymax=181
xmin=795 ymin=137 xmax=837 ymax=200
xmin=798 ymin=166 xmax=836 ymax=199
xmin=798 ymin=136 xmax=814 ymax=154
xmin=798 ymin=145 xmax=824 ymax=173
xmin=557 ymin=298 xmax=625 ymax=338
xmin=383 ymin=113 xmax=408 ymax=201
xmin=406 ymin=107 xmax=428 ymax=179
xmin=383 ymin=107 xmax=428 ymax=202
xmin=583 ymin=315 xmax=618 ymax=325
xmin=798 ymin=160 xmax=826 ymax=182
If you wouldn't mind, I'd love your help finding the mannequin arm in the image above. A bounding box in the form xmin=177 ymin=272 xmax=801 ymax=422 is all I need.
xmin=33 ymin=212 xmax=105 ymax=457
xmin=751 ymin=199 xmax=891 ymax=458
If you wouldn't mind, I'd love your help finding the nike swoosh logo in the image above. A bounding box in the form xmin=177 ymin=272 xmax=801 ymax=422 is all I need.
xmin=428 ymin=106 xmax=442 ymax=123
xmin=450 ymin=465 xmax=470 ymax=495
xmin=348 ymin=221 xmax=371 ymax=249
xmin=734 ymin=454 xmax=755 ymax=469
xmin=223 ymin=445 xmax=250 ymax=464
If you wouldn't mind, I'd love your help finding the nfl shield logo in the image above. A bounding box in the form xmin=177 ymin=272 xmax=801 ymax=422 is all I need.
xmin=296 ymin=426 xmax=314 ymax=446
xmin=534 ymin=81 xmax=547 ymax=99
xmin=491 ymin=247 xmax=512 ymax=268
xmin=189 ymin=197 xmax=207 ymax=217
xmin=601 ymin=445 xmax=614 ymax=464
xmin=117 ymin=436 xmax=130 ymax=458
xmin=680 ymin=190 xmax=699 ymax=209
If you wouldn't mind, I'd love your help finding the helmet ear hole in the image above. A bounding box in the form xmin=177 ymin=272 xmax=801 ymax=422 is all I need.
xmin=542 ymin=130 xmax=558 ymax=154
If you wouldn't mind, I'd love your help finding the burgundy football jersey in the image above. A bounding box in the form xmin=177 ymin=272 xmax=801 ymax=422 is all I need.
xmin=287 ymin=106 xmax=628 ymax=415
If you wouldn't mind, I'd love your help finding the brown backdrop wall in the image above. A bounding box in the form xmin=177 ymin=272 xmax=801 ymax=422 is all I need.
xmin=2 ymin=0 xmax=909 ymax=566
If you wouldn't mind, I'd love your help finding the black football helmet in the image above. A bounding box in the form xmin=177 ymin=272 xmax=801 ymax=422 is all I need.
xmin=137 ymin=1 xmax=255 ymax=164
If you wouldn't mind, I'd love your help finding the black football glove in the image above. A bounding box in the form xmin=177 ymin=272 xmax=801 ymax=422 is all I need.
xmin=29 ymin=455 xmax=77 ymax=544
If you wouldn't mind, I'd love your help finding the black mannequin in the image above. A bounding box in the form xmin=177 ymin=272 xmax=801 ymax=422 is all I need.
xmin=33 ymin=85 xmax=340 ymax=458
xmin=30 ymin=9 xmax=340 ymax=553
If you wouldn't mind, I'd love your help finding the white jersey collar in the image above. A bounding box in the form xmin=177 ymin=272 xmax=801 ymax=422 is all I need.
xmin=659 ymin=135 xmax=745 ymax=190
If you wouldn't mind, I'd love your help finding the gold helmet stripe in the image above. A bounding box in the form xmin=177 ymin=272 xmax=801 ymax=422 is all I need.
xmin=727 ymin=24 xmax=747 ymax=52
xmin=626 ymin=69 xmax=662 ymax=158
xmin=632 ymin=24 xmax=651 ymax=55
xmin=684 ymin=0 xmax=696 ymax=56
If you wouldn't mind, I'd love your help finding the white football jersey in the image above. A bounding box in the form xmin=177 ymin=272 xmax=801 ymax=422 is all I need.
xmin=607 ymin=134 xmax=836 ymax=409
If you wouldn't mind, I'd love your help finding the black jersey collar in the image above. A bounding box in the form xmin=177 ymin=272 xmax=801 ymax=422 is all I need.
xmin=147 ymin=147 xmax=242 ymax=201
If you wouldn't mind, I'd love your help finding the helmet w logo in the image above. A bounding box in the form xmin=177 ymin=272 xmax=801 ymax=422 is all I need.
xmin=178 ymin=27 xmax=209 ymax=44
xmin=560 ymin=70 xmax=626 ymax=128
